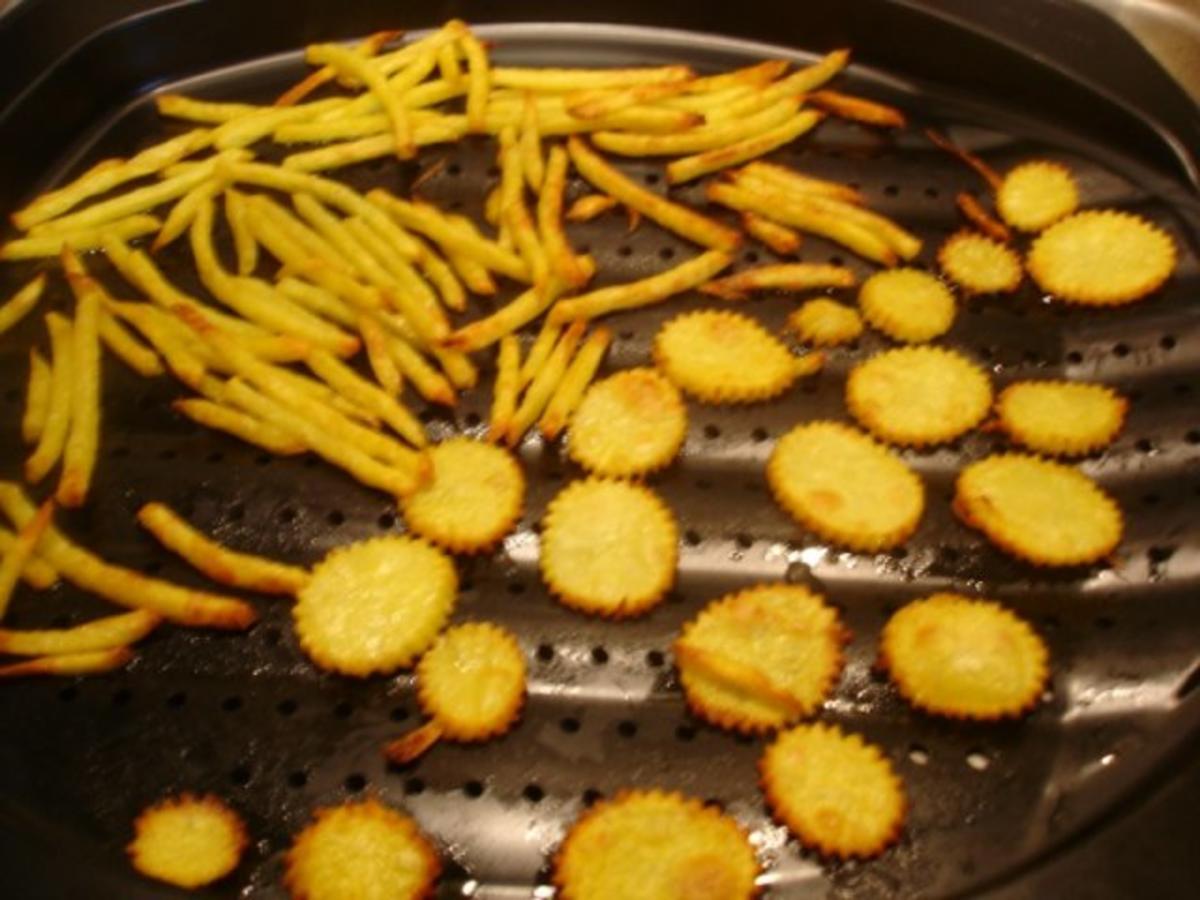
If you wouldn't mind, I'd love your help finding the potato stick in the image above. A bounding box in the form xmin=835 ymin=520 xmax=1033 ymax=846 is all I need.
xmin=956 ymin=191 xmax=1013 ymax=242
xmin=313 ymin=75 xmax=464 ymax=124
xmin=99 ymin=311 xmax=164 ymax=378
xmin=705 ymin=181 xmax=896 ymax=265
xmin=685 ymin=59 xmax=790 ymax=93
xmin=1 ymin=215 xmax=161 ymax=260
xmin=155 ymin=94 xmax=264 ymax=123
xmin=459 ymin=29 xmax=490 ymax=133
xmin=538 ymin=327 xmax=612 ymax=440
xmin=724 ymin=48 xmax=850 ymax=118
xmin=491 ymin=64 xmax=694 ymax=91
xmin=488 ymin=102 xmax=701 ymax=135
xmin=275 ymin=114 xmax=393 ymax=144
xmin=506 ymin=321 xmax=587 ymax=446
xmin=666 ymin=110 xmax=823 ymax=184
xmin=483 ymin=184 xmax=504 ymax=227
xmin=437 ymin=41 xmax=463 ymax=84
xmin=306 ymin=350 xmax=426 ymax=447
xmin=108 ymin=302 xmax=207 ymax=389
xmin=591 ymin=96 xmax=798 ymax=158
xmin=662 ymin=85 xmax=753 ymax=115
xmin=445 ymin=283 xmax=559 ymax=352
xmin=253 ymin=193 xmax=353 ymax=270
xmin=566 ymin=194 xmax=618 ymax=222
xmin=549 ymin=249 xmax=734 ymax=325
xmin=153 ymin=179 xmax=221 ymax=251
xmin=567 ymin=137 xmax=741 ymax=251
xmin=0 ymin=528 xmax=58 ymax=590
xmin=736 ymin=161 xmax=865 ymax=204
xmin=12 ymin=129 xmax=210 ymax=231
xmin=497 ymin=127 xmax=549 ymax=288
xmin=519 ymin=319 xmax=562 ymax=390
xmin=924 ymin=128 xmax=1003 ymax=190
xmin=808 ymin=89 xmax=906 ymax=128
xmin=413 ymin=246 xmax=467 ymax=313
xmin=0 ymin=647 xmax=134 ymax=678
xmin=537 ymin=145 xmax=589 ymax=289
xmin=138 ymin=502 xmax=309 ymax=595
xmin=55 ymin=254 xmax=101 ymax=508
xmin=290 ymin=194 xmax=408 ymax=288
xmin=430 ymin=344 xmax=478 ymax=390
xmin=487 ymin=335 xmax=522 ymax=443
xmin=280 ymin=119 xmax=467 ymax=172
xmin=276 ymin=29 xmax=402 ymax=105
xmin=520 ymin=93 xmax=546 ymax=190
xmin=673 ymin=642 xmax=803 ymax=715
xmin=211 ymin=98 xmax=343 ymax=150
xmin=700 ymin=263 xmax=857 ymax=301
xmin=566 ymin=81 xmax=693 ymax=119
xmin=445 ymin=246 xmax=497 ymax=295
xmin=276 ymin=277 xmax=357 ymax=326
xmin=0 ymin=500 xmax=52 ymax=619
xmin=741 ymin=212 xmax=802 ymax=255
xmin=0 ymin=482 xmax=257 ymax=629
xmin=22 ymin=350 xmax=50 ymax=445
xmin=172 ymin=398 xmax=306 ymax=455
xmin=0 ymin=610 xmax=161 ymax=657
xmin=377 ymin=334 xmax=452 ymax=406
xmin=0 ymin=273 xmax=46 ymax=336
xmin=359 ymin=314 xmax=403 ymax=396
xmin=25 ymin=314 xmax=74 ymax=484
xmin=307 ymin=43 xmax=415 ymax=158
xmin=222 ymin=190 xmax=258 ymax=276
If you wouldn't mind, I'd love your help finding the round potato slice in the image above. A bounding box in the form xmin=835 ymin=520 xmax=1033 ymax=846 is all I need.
xmin=995 ymin=380 xmax=1127 ymax=456
xmin=786 ymin=296 xmax=864 ymax=347
xmin=567 ymin=368 xmax=687 ymax=477
xmin=996 ymin=160 xmax=1078 ymax=232
xmin=859 ymin=268 xmax=956 ymax=343
xmin=128 ymin=793 xmax=247 ymax=889
xmin=938 ymin=230 xmax=1022 ymax=294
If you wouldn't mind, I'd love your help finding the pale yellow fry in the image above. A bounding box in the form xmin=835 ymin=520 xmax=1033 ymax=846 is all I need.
xmin=537 ymin=144 xmax=589 ymax=289
xmin=491 ymin=64 xmax=694 ymax=91
xmin=445 ymin=245 xmax=497 ymax=296
xmin=567 ymin=137 xmax=741 ymax=251
xmin=437 ymin=41 xmax=463 ymax=84
xmin=22 ymin=349 xmax=50 ymax=445
xmin=539 ymin=327 xmax=612 ymax=440
xmin=1 ymin=215 xmax=160 ymax=260
xmin=808 ymin=89 xmax=907 ymax=128
xmin=700 ymin=263 xmax=857 ymax=301
xmin=276 ymin=30 xmax=402 ymax=105
xmin=0 ymin=483 xmax=257 ymax=629
xmin=446 ymin=284 xmax=558 ymax=352
xmin=12 ymin=129 xmax=211 ymax=230
xmin=487 ymin=100 xmax=701 ymax=135
xmin=56 ymin=250 xmax=103 ymax=508
xmin=155 ymin=94 xmax=263 ymax=123
xmin=499 ymin=127 xmax=549 ymax=287
xmin=211 ymin=98 xmax=343 ymax=150
xmin=359 ymin=314 xmax=403 ymax=396
xmin=340 ymin=215 xmax=464 ymax=318
xmin=99 ymin=311 xmax=164 ymax=377
xmin=566 ymin=193 xmax=618 ymax=222
xmin=0 ymin=610 xmax=161 ymax=656
xmin=413 ymin=244 xmax=467 ymax=313
xmin=742 ymin=212 xmax=803 ymax=255
xmin=661 ymin=85 xmax=754 ymax=115
xmin=308 ymin=42 xmax=415 ymax=158
xmin=724 ymin=48 xmax=850 ymax=118
xmin=565 ymin=81 xmax=693 ymax=119
xmin=224 ymin=189 xmax=259 ymax=276
xmin=172 ymin=397 xmax=306 ymax=456
xmin=280 ymin=119 xmax=468 ymax=172
xmin=549 ymin=249 xmax=734 ymax=324
xmin=274 ymin=114 xmax=393 ymax=144
xmin=460 ymin=29 xmax=490 ymax=132
xmin=506 ymin=321 xmax=587 ymax=446
xmin=487 ymin=335 xmax=522 ymax=443
xmin=430 ymin=344 xmax=478 ymax=391
xmin=138 ymin=502 xmax=309 ymax=595
xmin=0 ymin=274 xmax=46 ymax=336
xmin=685 ymin=59 xmax=790 ymax=93
xmin=276 ymin=278 xmax=357 ymax=327
xmin=0 ymin=647 xmax=133 ymax=678
xmin=591 ymin=96 xmax=800 ymax=157
xmin=253 ymin=193 xmax=353 ymax=270
xmin=384 ymin=334 xmax=456 ymax=406
xmin=0 ymin=528 xmax=58 ymax=590
xmin=737 ymin=162 xmax=867 ymax=204
xmin=25 ymin=314 xmax=73 ymax=484
xmin=108 ymin=302 xmax=207 ymax=389
xmin=519 ymin=318 xmax=562 ymax=390
xmin=484 ymin=184 xmax=504 ymax=226
xmin=0 ymin=499 xmax=52 ymax=619
xmin=520 ymin=93 xmax=545 ymax=190
xmin=666 ymin=110 xmax=823 ymax=184
xmin=306 ymin=350 xmax=426 ymax=447
xmin=153 ymin=178 xmax=221 ymax=251
xmin=311 ymin=77 xmax=464 ymax=125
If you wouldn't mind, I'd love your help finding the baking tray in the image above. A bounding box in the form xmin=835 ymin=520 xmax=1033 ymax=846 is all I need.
xmin=0 ymin=2 xmax=1198 ymax=898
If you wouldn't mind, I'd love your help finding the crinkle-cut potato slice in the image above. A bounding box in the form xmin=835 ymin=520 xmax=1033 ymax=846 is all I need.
xmin=858 ymin=268 xmax=956 ymax=343
xmin=760 ymin=723 xmax=905 ymax=859
xmin=294 ymin=536 xmax=456 ymax=676
xmin=1027 ymin=210 xmax=1176 ymax=307
xmin=786 ymin=296 xmax=863 ymax=347
xmin=674 ymin=584 xmax=848 ymax=734
xmin=768 ymin=421 xmax=924 ymax=551
xmin=846 ymin=346 xmax=992 ymax=447
xmin=938 ymin=230 xmax=1022 ymax=294
xmin=996 ymin=160 xmax=1079 ymax=232
xmin=567 ymin=367 xmax=687 ymax=476
xmin=996 ymin=380 xmax=1127 ymax=456
xmin=539 ymin=478 xmax=677 ymax=617
xmin=954 ymin=454 xmax=1122 ymax=566
xmin=284 ymin=799 xmax=440 ymax=900
xmin=402 ymin=438 xmax=524 ymax=553
xmin=553 ymin=789 xmax=758 ymax=900
xmin=417 ymin=622 xmax=526 ymax=741
xmin=127 ymin=793 xmax=247 ymax=889
xmin=653 ymin=309 xmax=812 ymax=403
xmin=880 ymin=593 xmax=1049 ymax=720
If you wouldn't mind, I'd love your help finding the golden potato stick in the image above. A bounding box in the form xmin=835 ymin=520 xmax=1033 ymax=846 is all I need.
xmin=741 ymin=212 xmax=802 ymax=255
xmin=384 ymin=334 xmax=456 ymax=406
xmin=724 ymin=48 xmax=850 ymax=118
xmin=276 ymin=277 xmax=356 ymax=327
xmin=0 ymin=528 xmax=58 ymax=590
xmin=99 ymin=310 xmax=164 ymax=378
xmin=22 ymin=349 xmax=51 ymax=445
xmin=484 ymin=184 xmax=503 ymax=227
xmin=211 ymin=98 xmax=343 ymax=151
xmin=956 ymin=191 xmax=1013 ymax=243
xmin=359 ymin=314 xmax=403 ymax=396
xmin=0 ymin=499 xmax=53 ymax=619
xmin=924 ymin=128 xmax=1003 ymax=190
xmin=491 ymin=64 xmax=694 ymax=91
xmin=138 ymin=502 xmax=309 ymax=595
xmin=108 ymin=302 xmax=207 ymax=389
xmin=279 ymin=117 xmax=466 ymax=172
xmin=0 ymin=482 xmax=257 ymax=629
xmin=253 ymin=193 xmax=353 ymax=270
xmin=383 ymin=721 xmax=444 ymax=765
xmin=519 ymin=318 xmax=562 ymax=391
xmin=412 ymin=244 xmax=466 ymax=313
xmin=153 ymin=178 xmax=221 ymax=251
xmin=25 ymin=314 xmax=74 ymax=484
xmin=368 ymin=188 xmax=530 ymax=281
xmin=173 ymin=397 xmax=306 ymax=456
xmin=549 ymin=249 xmax=734 ymax=325
xmin=311 ymin=75 xmax=463 ymax=124
xmin=431 ymin=344 xmax=478 ymax=391
xmin=590 ymin=96 xmax=799 ymax=157
xmin=437 ymin=41 xmax=463 ymax=85
xmin=460 ymin=29 xmax=490 ymax=133
xmin=0 ymin=610 xmax=160 ymax=656
xmin=662 ymin=85 xmax=753 ymax=115
xmin=520 ymin=93 xmax=545 ymax=190
xmin=808 ymin=89 xmax=907 ymax=128
xmin=223 ymin=189 xmax=258 ymax=276
xmin=488 ymin=101 xmax=702 ymax=135
xmin=487 ymin=335 xmax=521 ymax=443
xmin=538 ymin=144 xmax=590 ymax=290
xmin=0 ymin=273 xmax=46 ymax=336
xmin=445 ymin=283 xmax=559 ymax=352
xmin=499 ymin=127 xmax=550 ymax=288
xmin=155 ymin=94 xmax=263 ymax=123
xmin=0 ymin=647 xmax=134 ymax=678
xmin=705 ymin=181 xmax=896 ymax=265
xmin=673 ymin=641 xmax=803 ymax=716
xmin=505 ymin=321 xmax=587 ymax=447
xmin=56 ymin=249 xmax=103 ymax=508
xmin=567 ymin=136 xmax=741 ymax=251
xmin=307 ymin=43 xmax=415 ymax=158
xmin=290 ymin=194 xmax=399 ymax=286
xmin=539 ymin=327 xmax=612 ymax=440
xmin=276 ymin=30 xmax=402 ymax=105
xmin=275 ymin=114 xmax=391 ymax=144
xmin=736 ymin=161 xmax=865 ymax=204
xmin=666 ymin=110 xmax=823 ymax=184
xmin=700 ymin=263 xmax=857 ymax=301
xmin=306 ymin=350 xmax=426 ymax=447
xmin=444 ymin=246 xmax=497 ymax=296
xmin=565 ymin=194 xmax=618 ymax=223
xmin=1 ymin=215 xmax=160 ymax=260
xmin=12 ymin=129 xmax=211 ymax=231
xmin=685 ymin=59 xmax=790 ymax=93
xmin=566 ymin=81 xmax=693 ymax=119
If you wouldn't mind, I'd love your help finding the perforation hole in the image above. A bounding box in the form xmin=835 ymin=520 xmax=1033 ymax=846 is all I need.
xmin=326 ymin=510 xmax=345 ymax=527
xmin=536 ymin=644 xmax=554 ymax=663
xmin=506 ymin=580 xmax=526 ymax=595
xmin=344 ymin=773 xmax=367 ymax=793
xmin=1066 ymin=351 xmax=1083 ymax=365
xmin=523 ymin=783 xmax=544 ymax=803
xmin=560 ymin=717 xmax=580 ymax=734
xmin=229 ymin=765 xmax=251 ymax=786
xmin=675 ymin=724 xmax=696 ymax=742
xmin=405 ymin=777 xmax=426 ymax=795
xmin=1147 ymin=545 xmax=1175 ymax=564
xmin=377 ymin=511 xmax=396 ymax=529
xmin=205 ymin=451 xmax=224 ymax=464
xmin=582 ymin=788 xmax=603 ymax=807
xmin=659 ymin=247 xmax=675 ymax=261
xmin=884 ymin=185 xmax=899 ymax=197
xmin=1160 ymin=335 xmax=1176 ymax=351
xmin=1135 ymin=438 xmax=1155 ymax=455
xmin=617 ymin=720 xmax=638 ymax=738
xmin=1185 ymin=431 xmax=1200 ymax=445
xmin=734 ymin=533 xmax=753 ymax=549
xmin=591 ymin=646 xmax=609 ymax=665
xmin=684 ymin=529 xmax=702 ymax=547
xmin=743 ymin=251 xmax=759 ymax=265
xmin=287 ymin=771 xmax=307 ymax=789
xmin=643 ymin=172 xmax=660 ymax=186
xmin=446 ymin=162 xmax=462 ymax=177
xmin=165 ymin=691 xmax=186 ymax=709
xmin=617 ymin=245 xmax=633 ymax=258
xmin=703 ymin=424 xmax=721 ymax=440
xmin=333 ymin=700 xmax=353 ymax=719
xmin=221 ymin=695 xmax=243 ymax=712
xmin=277 ymin=699 xmax=297 ymax=717
xmin=1113 ymin=343 xmax=1131 ymax=358
xmin=751 ymin=427 xmax=769 ymax=443
xmin=646 ymin=650 xmax=665 ymax=668
xmin=390 ymin=706 xmax=409 ymax=723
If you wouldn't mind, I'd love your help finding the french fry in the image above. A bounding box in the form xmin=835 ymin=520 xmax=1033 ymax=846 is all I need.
xmin=567 ymin=137 xmax=741 ymax=251
xmin=0 ymin=273 xmax=46 ymax=337
xmin=1 ymin=215 xmax=161 ymax=260
xmin=108 ymin=302 xmax=207 ymax=389
xmin=662 ymin=85 xmax=753 ymax=116
xmin=484 ymin=184 xmax=504 ymax=226
xmin=548 ymin=249 xmax=734 ymax=324
xmin=741 ymin=212 xmax=803 ymax=255
xmin=591 ymin=96 xmax=800 ymax=157
xmin=383 ymin=721 xmax=444 ymax=765
xmin=224 ymin=190 xmax=259 ymax=276
xmin=430 ymin=344 xmax=478 ymax=391
xmin=21 ymin=349 xmax=50 ymax=444
xmin=385 ymin=334 xmax=457 ymax=407
xmin=506 ymin=321 xmax=587 ymax=446
xmin=537 ymin=145 xmax=589 ymax=289
xmin=438 ymin=218 xmax=498 ymax=296
xmin=210 ymin=98 xmax=344 ymax=150
xmin=566 ymin=194 xmax=618 ymax=222
xmin=700 ymin=263 xmax=857 ymax=301
xmin=684 ymin=59 xmax=789 ymax=93
xmin=625 ymin=206 xmax=642 ymax=234
xmin=156 ymin=94 xmax=264 ymax=123
xmin=490 ymin=64 xmax=694 ymax=91
xmin=736 ymin=162 xmax=865 ymax=204
xmin=956 ymin=192 xmax=1013 ymax=243
xmin=253 ymin=193 xmax=353 ymax=270
xmin=499 ymin=127 xmax=549 ymax=287
xmin=0 ymin=610 xmax=160 ymax=657
xmin=172 ymin=398 xmax=306 ymax=456
xmin=491 ymin=101 xmax=703 ymax=135
xmin=538 ymin=326 xmax=612 ymax=440
xmin=138 ymin=502 xmax=310 ymax=595
xmin=924 ymin=128 xmax=1003 ymax=190
xmin=665 ymin=110 xmax=823 ymax=184
xmin=359 ymin=314 xmax=403 ymax=396
xmin=276 ymin=277 xmax=357 ymax=327
xmin=57 ymin=248 xmax=103 ymax=508
xmin=153 ymin=179 xmax=221 ymax=251
xmin=306 ymin=350 xmax=427 ymax=447
xmin=25 ymin=314 xmax=74 ymax=484
xmin=0 ymin=482 xmax=257 ymax=629
xmin=99 ymin=311 xmax=165 ymax=377
xmin=723 ymin=48 xmax=850 ymax=118
xmin=460 ymin=28 xmax=491 ymax=133
xmin=565 ymin=81 xmax=693 ymax=119
xmin=519 ymin=319 xmax=562 ymax=390
xmin=445 ymin=285 xmax=558 ymax=352
xmin=808 ymin=89 xmax=907 ymax=128
xmin=437 ymin=41 xmax=463 ymax=85
xmin=487 ymin=335 xmax=521 ymax=442
xmin=0 ymin=528 xmax=58 ymax=590
xmin=307 ymin=42 xmax=416 ymax=158
xmin=0 ymin=647 xmax=134 ymax=678
xmin=12 ymin=129 xmax=210 ymax=231
xmin=276 ymin=30 xmax=401 ymax=106
xmin=520 ymin=93 xmax=546 ymax=190
xmin=280 ymin=118 xmax=468 ymax=171
xmin=0 ymin=499 xmax=52 ymax=619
